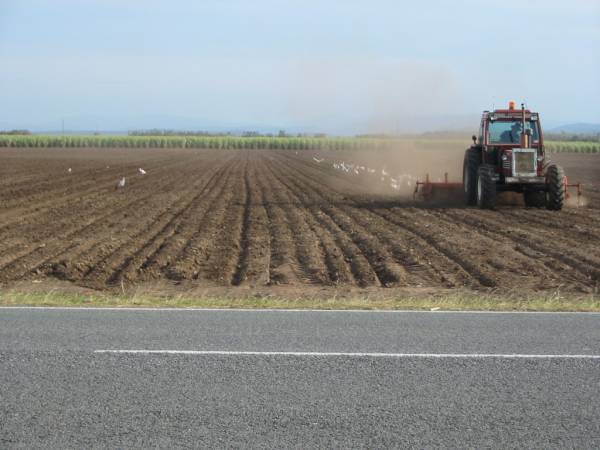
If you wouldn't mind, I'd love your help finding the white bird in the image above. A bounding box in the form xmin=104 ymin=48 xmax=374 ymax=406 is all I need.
xmin=138 ymin=168 xmax=146 ymax=175
xmin=367 ymin=168 xmax=375 ymax=174
xmin=313 ymin=157 xmax=324 ymax=163
xmin=382 ymin=168 xmax=389 ymax=177
xmin=391 ymin=182 xmax=400 ymax=190
xmin=67 ymin=168 xmax=72 ymax=173
xmin=390 ymin=177 xmax=398 ymax=184
xmin=354 ymin=168 xmax=360 ymax=175
xmin=117 ymin=177 xmax=126 ymax=189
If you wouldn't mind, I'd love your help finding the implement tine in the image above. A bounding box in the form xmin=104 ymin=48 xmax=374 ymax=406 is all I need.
xmin=414 ymin=173 xmax=462 ymax=202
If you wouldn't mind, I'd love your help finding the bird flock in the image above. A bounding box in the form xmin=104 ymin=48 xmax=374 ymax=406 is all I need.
xmin=312 ymin=154 xmax=416 ymax=191
xmin=66 ymin=152 xmax=421 ymax=193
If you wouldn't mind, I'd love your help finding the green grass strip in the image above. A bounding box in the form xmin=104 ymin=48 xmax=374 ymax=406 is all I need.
xmin=0 ymin=290 xmax=598 ymax=312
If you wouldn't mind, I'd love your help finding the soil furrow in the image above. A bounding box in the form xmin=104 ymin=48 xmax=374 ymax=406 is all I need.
xmin=440 ymin=209 xmax=600 ymax=285
xmin=0 ymin=190 xmax=162 ymax=281
xmin=25 ymin=157 xmax=225 ymax=284
xmin=196 ymin=155 xmax=246 ymax=285
xmin=85 ymin=157 xmax=234 ymax=286
xmin=392 ymin=207 xmax=589 ymax=291
xmin=448 ymin=209 xmax=600 ymax=271
xmin=501 ymin=209 xmax=600 ymax=245
xmin=0 ymin=147 xmax=596 ymax=296
xmin=0 ymin=157 xmax=206 ymax=282
xmin=278 ymin=171 xmax=453 ymax=286
xmin=268 ymin=160 xmax=375 ymax=286
xmin=269 ymin=156 xmax=389 ymax=286
xmin=469 ymin=209 xmax=600 ymax=269
xmin=161 ymin=159 xmax=242 ymax=282
xmin=0 ymin=157 xmax=196 ymax=241
xmin=256 ymin=179 xmax=299 ymax=285
xmin=230 ymin=158 xmax=271 ymax=286
xmin=262 ymin=157 xmax=341 ymax=285
xmin=272 ymin=153 xmax=484 ymax=288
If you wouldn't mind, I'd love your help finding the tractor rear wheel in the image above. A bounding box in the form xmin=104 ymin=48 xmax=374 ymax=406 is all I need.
xmin=546 ymin=164 xmax=565 ymax=211
xmin=476 ymin=164 xmax=497 ymax=209
xmin=463 ymin=149 xmax=480 ymax=205
xmin=524 ymin=190 xmax=547 ymax=208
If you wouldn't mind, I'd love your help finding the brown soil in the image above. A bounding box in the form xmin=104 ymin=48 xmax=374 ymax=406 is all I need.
xmin=0 ymin=147 xmax=598 ymax=298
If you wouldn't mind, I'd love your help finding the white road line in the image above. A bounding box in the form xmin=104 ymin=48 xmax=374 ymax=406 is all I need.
xmin=94 ymin=350 xmax=600 ymax=359
xmin=2 ymin=306 xmax=599 ymax=315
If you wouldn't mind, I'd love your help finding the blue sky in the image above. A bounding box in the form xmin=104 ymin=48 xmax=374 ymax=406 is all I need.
xmin=1 ymin=0 xmax=598 ymax=133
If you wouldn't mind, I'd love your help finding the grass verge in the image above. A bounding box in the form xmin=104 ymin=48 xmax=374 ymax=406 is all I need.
xmin=0 ymin=290 xmax=598 ymax=311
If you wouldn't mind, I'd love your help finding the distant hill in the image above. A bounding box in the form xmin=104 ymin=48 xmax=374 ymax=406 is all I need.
xmin=548 ymin=123 xmax=600 ymax=134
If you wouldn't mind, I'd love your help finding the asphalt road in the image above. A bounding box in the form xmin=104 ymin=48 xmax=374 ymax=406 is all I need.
xmin=1 ymin=307 xmax=599 ymax=449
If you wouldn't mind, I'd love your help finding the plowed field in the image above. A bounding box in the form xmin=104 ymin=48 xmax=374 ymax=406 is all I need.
xmin=1 ymin=147 xmax=598 ymax=297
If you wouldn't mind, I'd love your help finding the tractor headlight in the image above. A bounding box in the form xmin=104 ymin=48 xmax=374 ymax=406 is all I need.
xmin=537 ymin=155 xmax=544 ymax=161
xmin=501 ymin=154 xmax=508 ymax=161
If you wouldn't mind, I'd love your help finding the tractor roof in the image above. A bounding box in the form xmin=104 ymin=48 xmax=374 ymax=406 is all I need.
xmin=492 ymin=108 xmax=532 ymax=114
xmin=483 ymin=109 xmax=539 ymax=121
xmin=483 ymin=102 xmax=539 ymax=120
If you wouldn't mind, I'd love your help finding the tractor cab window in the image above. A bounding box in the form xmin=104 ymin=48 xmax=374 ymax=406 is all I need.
xmin=488 ymin=120 xmax=539 ymax=144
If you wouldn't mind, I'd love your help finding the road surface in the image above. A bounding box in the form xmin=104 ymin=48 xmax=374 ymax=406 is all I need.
xmin=1 ymin=307 xmax=599 ymax=448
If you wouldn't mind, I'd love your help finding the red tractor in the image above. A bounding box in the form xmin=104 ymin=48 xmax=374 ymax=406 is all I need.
xmin=463 ymin=102 xmax=565 ymax=210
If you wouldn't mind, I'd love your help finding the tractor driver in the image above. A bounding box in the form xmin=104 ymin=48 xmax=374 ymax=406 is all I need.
xmin=500 ymin=122 xmax=523 ymax=144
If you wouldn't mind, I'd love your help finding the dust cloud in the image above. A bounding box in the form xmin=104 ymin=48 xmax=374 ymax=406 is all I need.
xmin=280 ymin=57 xmax=473 ymax=201
xmin=310 ymin=140 xmax=467 ymax=200
xmin=565 ymin=194 xmax=588 ymax=208
xmin=281 ymin=58 xmax=465 ymax=134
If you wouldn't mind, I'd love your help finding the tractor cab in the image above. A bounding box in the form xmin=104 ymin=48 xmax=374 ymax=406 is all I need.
xmin=475 ymin=101 xmax=545 ymax=183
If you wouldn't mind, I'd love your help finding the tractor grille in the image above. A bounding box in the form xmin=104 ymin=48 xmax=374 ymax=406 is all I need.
xmin=513 ymin=150 xmax=536 ymax=175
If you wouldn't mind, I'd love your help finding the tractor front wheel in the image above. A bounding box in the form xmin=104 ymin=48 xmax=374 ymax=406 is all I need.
xmin=546 ymin=164 xmax=565 ymax=211
xmin=476 ymin=164 xmax=497 ymax=209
